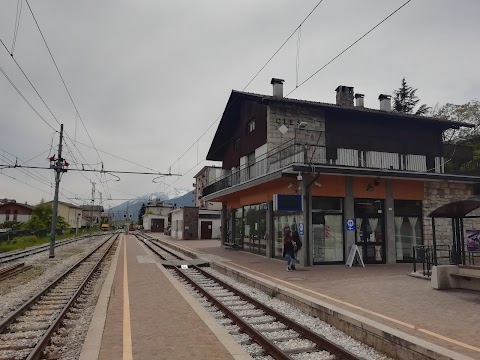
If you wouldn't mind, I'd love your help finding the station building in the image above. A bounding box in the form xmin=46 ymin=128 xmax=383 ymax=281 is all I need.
xmin=202 ymin=79 xmax=480 ymax=266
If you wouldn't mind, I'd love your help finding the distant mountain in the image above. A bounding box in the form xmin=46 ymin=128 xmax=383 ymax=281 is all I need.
xmin=108 ymin=191 xmax=194 ymax=221
xmin=164 ymin=191 xmax=195 ymax=208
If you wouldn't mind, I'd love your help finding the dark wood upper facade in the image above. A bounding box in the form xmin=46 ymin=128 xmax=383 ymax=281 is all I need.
xmin=207 ymin=91 xmax=471 ymax=171
xmin=324 ymin=109 xmax=444 ymax=157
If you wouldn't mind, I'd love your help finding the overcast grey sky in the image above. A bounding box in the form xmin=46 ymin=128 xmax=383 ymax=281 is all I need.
xmin=0 ymin=0 xmax=478 ymax=210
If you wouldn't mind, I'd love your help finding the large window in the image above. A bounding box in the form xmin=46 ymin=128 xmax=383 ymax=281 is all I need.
xmin=312 ymin=197 xmax=344 ymax=263
xmin=234 ymin=208 xmax=243 ymax=247
xmin=243 ymin=204 xmax=267 ymax=255
xmin=394 ymin=200 xmax=423 ymax=262
xmin=273 ymin=211 xmax=303 ymax=259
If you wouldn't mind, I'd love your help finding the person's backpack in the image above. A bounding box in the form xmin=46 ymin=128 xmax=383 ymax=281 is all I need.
xmin=296 ymin=238 xmax=302 ymax=250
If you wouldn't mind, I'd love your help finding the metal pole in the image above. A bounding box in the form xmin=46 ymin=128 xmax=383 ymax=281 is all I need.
xmin=90 ymin=182 xmax=96 ymax=229
xmin=49 ymin=124 xmax=64 ymax=258
xmin=432 ymin=217 xmax=437 ymax=266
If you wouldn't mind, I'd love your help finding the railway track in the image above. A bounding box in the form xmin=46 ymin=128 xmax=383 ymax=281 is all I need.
xmin=0 ymin=233 xmax=105 ymax=266
xmin=0 ymin=263 xmax=33 ymax=281
xmin=0 ymin=233 xmax=118 ymax=360
xmin=137 ymin=235 xmax=362 ymax=360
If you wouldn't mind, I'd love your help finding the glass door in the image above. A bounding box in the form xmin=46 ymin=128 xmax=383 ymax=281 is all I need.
xmin=355 ymin=199 xmax=385 ymax=264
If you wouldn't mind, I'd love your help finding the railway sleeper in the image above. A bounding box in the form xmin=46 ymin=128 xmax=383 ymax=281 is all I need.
xmin=281 ymin=345 xmax=319 ymax=354
xmin=0 ymin=343 xmax=34 ymax=351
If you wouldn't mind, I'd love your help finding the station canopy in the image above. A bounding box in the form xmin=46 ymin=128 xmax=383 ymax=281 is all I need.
xmin=428 ymin=200 xmax=480 ymax=218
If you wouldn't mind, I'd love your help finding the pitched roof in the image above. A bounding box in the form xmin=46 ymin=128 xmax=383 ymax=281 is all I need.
xmin=43 ymin=200 xmax=82 ymax=210
xmin=0 ymin=202 xmax=33 ymax=210
xmin=206 ymin=90 xmax=474 ymax=161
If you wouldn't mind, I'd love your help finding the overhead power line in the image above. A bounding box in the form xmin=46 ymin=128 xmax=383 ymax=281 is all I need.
xmin=286 ymin=0 xmax=413 ymax=97
xmin=162 ymin=1 xmax=413 ymax=193
xmin=24 ymin=0 xmax=104 ymax=166
xmin=0 ymin=164 xmax=181 ymax=176
xmin=165 ymin=0 xmax=326 ymax=175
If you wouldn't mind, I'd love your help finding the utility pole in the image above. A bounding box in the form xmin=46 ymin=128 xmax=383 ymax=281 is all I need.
xmin=49 ymin=124 xmax=68 ymax=258
xmin=90 ymin=181 xmax=96 ymax=229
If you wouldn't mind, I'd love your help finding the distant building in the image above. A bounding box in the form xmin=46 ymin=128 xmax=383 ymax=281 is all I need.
xmin=0 ymin=200 xmax=33 ymax=224
xmin=142 ymin=201 xmax=173 ymax=232
xmin=193 ymin=166 xmax=225 ymax=210
xmin=44 ymin=201 xmax=83 ymax=229
xmin=170 ymin=207 xmax=199 ymax=240
xmin=80 ymin=205 xmax=109 ymax=228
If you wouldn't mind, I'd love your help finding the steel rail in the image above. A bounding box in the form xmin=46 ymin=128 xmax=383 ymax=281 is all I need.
xmin=139 ymin=235 xmax=361 ymax=360
xmin=175 ymin=265 xmax=291 ymax=359
xmin=27 ymin=234 xmax=118 ymax=360
xmin=195 ymin=266 xmax=359 ymax=360
xmin=0 ymin=233 xmax=103 ymax=265
xmin=0 ymin=233 xmax=117 ymax=333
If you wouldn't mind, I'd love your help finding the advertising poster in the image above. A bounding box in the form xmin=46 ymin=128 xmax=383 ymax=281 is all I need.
xmin=466 ymin=230 xmax=480 ymax=250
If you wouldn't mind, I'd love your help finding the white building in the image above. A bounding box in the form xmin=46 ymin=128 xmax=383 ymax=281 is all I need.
xmin=142 ymin=201 xmax=173 ymax=232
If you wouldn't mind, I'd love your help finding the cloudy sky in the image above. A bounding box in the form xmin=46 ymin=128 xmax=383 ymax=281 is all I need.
xmin=0 ymin=0 xmax=478 ymax=210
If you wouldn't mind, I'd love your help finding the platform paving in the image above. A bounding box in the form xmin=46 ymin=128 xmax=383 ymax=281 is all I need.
xmin=96 ymin=235 xmax=249 ymax=360
xmin=149 ymin=233 xmax=480 ymax=360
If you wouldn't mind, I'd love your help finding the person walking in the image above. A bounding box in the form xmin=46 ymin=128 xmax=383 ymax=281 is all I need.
xmin=291 ymin=230 xmax=302 ymax=270
xmin=282 ymin=228 xmax=295 ymax=271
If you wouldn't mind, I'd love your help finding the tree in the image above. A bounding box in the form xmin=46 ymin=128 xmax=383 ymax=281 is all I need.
xmin=22 ymin=203 xmax=69 ymax=230
xmin=138 ymin=203 xmax=146 ymax=225
xmin=393 ymin=78 xmax=430 ymax=115
xmin=429 ymin=100 xmax=480 ymax=142
xmin=0 ymin=220 xmax=23 ymax=230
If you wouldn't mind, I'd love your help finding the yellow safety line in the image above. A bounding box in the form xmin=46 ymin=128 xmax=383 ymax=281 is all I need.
xmin=229 ymin=262 xmax=480 ymax=354
xmin=123 ymin=236 xmax=133 ymax=360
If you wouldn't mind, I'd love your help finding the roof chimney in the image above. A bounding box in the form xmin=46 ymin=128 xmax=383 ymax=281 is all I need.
xmin=335 ymin=85 xmax=354 ymax=106
xmin=378 ymin=94 xmax=392 ymax=111
xmin=271 ymin=78 xmax=284 ymax=98
xmin=354 ymin=93 xmax=364 ymax=107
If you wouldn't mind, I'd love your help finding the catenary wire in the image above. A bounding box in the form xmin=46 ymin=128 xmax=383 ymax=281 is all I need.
xmin=286 ymin=0 xmax=413 ymax=97
xmin=11 ymin=0 xmax=23 ymax=54
xmin=0 ymin=65 xmax=56 ymax=131
xmin=25 ymin=0 xmax=104 ymax=166
xmin=162 ymin=1 xmax=414 ymax=194
xmin=166 ymin=0 xmax=326 ymax=174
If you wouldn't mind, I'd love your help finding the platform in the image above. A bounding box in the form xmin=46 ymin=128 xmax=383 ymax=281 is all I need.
xmin=79 ymin=234 xmax=250 ymax=360
xmin=148 ymin=233 xmax=480 ymax=360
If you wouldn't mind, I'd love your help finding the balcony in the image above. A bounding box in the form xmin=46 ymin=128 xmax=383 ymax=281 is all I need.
xmin=203 ymin=143 xmax=478 ymax=197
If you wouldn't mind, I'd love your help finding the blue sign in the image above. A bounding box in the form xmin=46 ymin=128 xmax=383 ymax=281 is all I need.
xmin=346 ymin=219 xmax=355 ymax=231
xmin=298 ymin=223 xmax=304 ymax=236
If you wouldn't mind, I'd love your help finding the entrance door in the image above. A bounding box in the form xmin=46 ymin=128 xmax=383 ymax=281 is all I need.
xmin=151 ymin=219 xmax=165 ymax=232
xmin=354 ymin=199 xmax=385 ymax=264
xmin=200 ymin=221 xmax=213 ymax=239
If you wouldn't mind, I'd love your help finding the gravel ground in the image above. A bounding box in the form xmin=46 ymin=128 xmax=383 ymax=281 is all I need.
xmin=0 ymin=235 xmax=108 ymax=320
xmin=175 ymin=268 xmax=394 ymax=360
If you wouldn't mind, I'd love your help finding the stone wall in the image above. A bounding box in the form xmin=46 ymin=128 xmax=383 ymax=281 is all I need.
xmin=266 ymin=103 xmax=325 ymax=153
xmin=182 ymin=207 xmax=199 ymax=240
xmin=423 ymin=181 xmax=480 ymax=247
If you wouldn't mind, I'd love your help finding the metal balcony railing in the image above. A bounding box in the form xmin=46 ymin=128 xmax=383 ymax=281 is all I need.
xmin=203 ymin=143 xmax=479 ymax=197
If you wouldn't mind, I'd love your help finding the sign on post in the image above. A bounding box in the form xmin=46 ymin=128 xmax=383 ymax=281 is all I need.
xmin=346 ymin=219 xmax=355 ymax=231
xmin=298 ymin=223 xmax=304 ymax=236
xmin=346 ymin=245 xmax=365 ymax=267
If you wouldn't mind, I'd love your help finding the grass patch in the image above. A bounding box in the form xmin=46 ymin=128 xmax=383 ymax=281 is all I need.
xmin=0 ymin=229 xmax=99 ymax=253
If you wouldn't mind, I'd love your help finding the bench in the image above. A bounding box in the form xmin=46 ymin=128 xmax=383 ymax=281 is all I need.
xmin=450 ymin=273 xmax=480 ymax=280
xmin=450 ymin=265 xmax=480 ymax=280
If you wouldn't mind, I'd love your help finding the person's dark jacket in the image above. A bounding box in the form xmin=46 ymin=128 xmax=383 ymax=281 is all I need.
xmin=283 ymin=240 xmax=295 ymax=258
